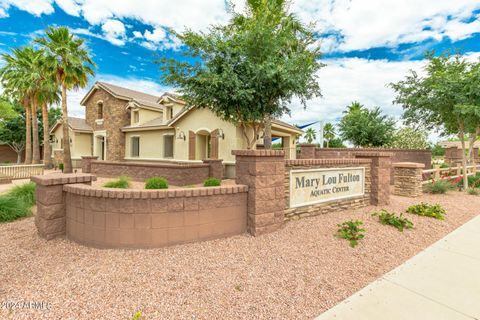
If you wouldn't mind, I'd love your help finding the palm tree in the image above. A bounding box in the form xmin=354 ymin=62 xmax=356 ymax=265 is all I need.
xmin=304 ymin=127 xmax=316 ymax=144
xmin=37 ymin=77 xmax=60 ymax=169
xmin=35 ymin=27 xmax=95 ymax=173
xmin=0 ymin=47 xmax=42 ymax=164
xmin=345 ymin=101 xmax=364 ymax=114
xmin=323 ymin=122 xmax=335 ymax=148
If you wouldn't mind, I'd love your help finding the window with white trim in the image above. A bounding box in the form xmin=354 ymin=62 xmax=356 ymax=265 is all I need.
xmin=131 ymin=136 xmax=140 ymax=157
xmin=164 ymin=135 xmax=174 ymax=158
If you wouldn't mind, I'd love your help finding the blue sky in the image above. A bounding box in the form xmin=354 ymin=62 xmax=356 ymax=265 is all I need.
xmin=0 ymin=0 xmax=479 ymax=141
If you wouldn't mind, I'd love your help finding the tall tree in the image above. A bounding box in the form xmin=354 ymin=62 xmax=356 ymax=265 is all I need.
xmin=157 ymin=0 xmax=323 ymax=149
xmin=338 ymin=102 xmax=396 ymax=147
xmin=387 ymin=127 xmax=430 ymax=149
xmin=323 ymin=122 xmax=335 ymax=148
xmin=35 ymin=26 xmax=95 ymax=173
xmin=303 ymin=127 xmax=316 ymax=143
xmin=391 ymin=52 xmax=480 ymax=190
xmin=0 ymin=103 xmax=25 ymax=163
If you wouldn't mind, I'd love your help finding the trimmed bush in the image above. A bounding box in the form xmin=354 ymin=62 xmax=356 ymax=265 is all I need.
xmin=406 ymin=203 xmax=446 ymax=220
xmin=372 ymin=209 xmax=413 ymax=232
xmin=103 ymin=176 xmax=130 ymax=189
xmin=145 ymin=177 xmax=168 ymax=189
xmin=335 ymin=220 xmax=365 ymax=248
xmin=204 ymin=178 xmax=221 ymax=187
xmin=423 ymin=180 xmax=455 ymax=194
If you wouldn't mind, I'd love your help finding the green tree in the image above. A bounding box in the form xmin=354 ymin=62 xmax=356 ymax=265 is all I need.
xmin=0 ymin=97 xmax=17 ymax=121
xmin=338 ymin=102 xmax=396 ymax=147
xmin=323 ymin=122 xmax=335 ymax=148
xmin=387 ymin=127 xmax=430 ymax=149
xmin=157 ymin=0 xmax=323 ymax=149
xmin=303 ymin=127 xmax=316 ymax=143
xmin=431 ymin=144 xmax=445 ymax=157
xmin=35 ymin=26 xmax=95 ymax=173
xmin=391 ymin=52 xmax=480 ymax=190
xmin=0 ymin=104 xmax=24 ymax=163
xmin=323 ymin=137 xmax=345 ymax=148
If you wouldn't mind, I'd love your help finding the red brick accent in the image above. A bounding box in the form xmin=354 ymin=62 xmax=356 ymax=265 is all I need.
xmin=81 ymin=156 xmax=99 ymax=173
xmin=355 ymin=152 xmax=392 ymax=205
xmin=63 ymin=184 xmax=248 ymax=248
xmin=298 ymin=144 xmax=316 ymax=159
xmin=31 ymin=173 xmax=96 ymax=240
xmin=202 ymin=159 xmax=224 ymax=179
xmin=233 ymin=149 xmax=285 ymax=236
xmin=90 ymin=160 xmax=211 ymax=185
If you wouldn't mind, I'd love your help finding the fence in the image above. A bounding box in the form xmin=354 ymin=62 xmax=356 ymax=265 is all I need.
xmin=422 ymin=164 xmax=480 ymax=184
xmin=0 ymin=164 xmax=45 ymax=179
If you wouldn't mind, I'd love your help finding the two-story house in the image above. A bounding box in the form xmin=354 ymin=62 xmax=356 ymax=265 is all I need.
xmin=50 ymin=81 xmax=303 ymax=168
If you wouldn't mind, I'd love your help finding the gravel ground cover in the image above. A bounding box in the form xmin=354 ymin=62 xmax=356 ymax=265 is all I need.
xmin=93 ymin=177 xmax=236 ymax=189
xmin=0 ymin=191 xmax=479 ymax=319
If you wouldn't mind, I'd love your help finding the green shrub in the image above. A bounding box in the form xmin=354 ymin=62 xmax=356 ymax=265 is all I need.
xmin=439 ymin=163 xmax=450 ymax=168
xmin=335 ymin=220 xmax=365 ymax=248
xmin=9 ymin=182 xmax=36 ymax=207
xmin=0 ymin=195 xmax=31 ymax=222
xmin=58 ymin=163 xmax=64 ymax=172
xmin=372 ymin=209 xmax=413 ymax=232
xmin=203 ymin=178 xmax=221 ymax=187
xmin=103 ymin=176 xmax=130 ymax=189
xmin=467 ymin=188 xmax=479 ymax=196
xmin=406 ymin=203 xmax=446 ymax=220
xmin=145 ymin=177 xmax=168 ymax=189
xmin=423 ymin=180 xmax=455 ymax=194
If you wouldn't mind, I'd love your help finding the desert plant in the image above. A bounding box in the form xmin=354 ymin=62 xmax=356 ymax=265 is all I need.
xmin=467 ymin=188 xmax=479 ymax=196
xmin=423 ymin=180 xmax=455 ymax=194
xmin=58 ymin=163 xmax=64 ymax=172
xmin=0 ymin=195 xmax=31 ymax=222
xmin=132 ymin=311 xmax=142 ymax=320
xmin=8 ymin=182 xmax=36 ymax=207
xmin=406 ymin=203 xmax=446 ymax=220
xmin=335 ymin=220 xmax=365 ymax=248
xmin=145 ymin=177 xmax=168 ymax=189
xmin=372 ymin=209 xmax=413 ymax=232
xmin=203 ymin=178 xmax=221 ymax=187
xmin=103 ymin=176 xmax=130 ymax=189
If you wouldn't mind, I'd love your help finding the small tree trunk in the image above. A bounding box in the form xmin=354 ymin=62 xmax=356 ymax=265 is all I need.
xmin=459 ymin=128 xmax=468 ymax=191
xmin=16 ymin=152 xmax=21 ymax=164
xmin=24 ymin=104 xmax=32 ymax=164
xmin=263 ymin=116 xmax=272 ymax=149
xmin=42 ymin=102 xmax=53 ymax=168
xmin=61 ymin=83 xmax=73 ymax=173
xmin=31 ymin=99 xmax=41 ymax=164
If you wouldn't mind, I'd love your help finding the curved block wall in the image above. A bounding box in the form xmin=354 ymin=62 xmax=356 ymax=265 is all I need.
xmin=63 ymin=184 xmax=248 ymax=248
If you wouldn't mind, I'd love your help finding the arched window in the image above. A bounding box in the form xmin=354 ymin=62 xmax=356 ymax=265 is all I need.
xmin=97 ymin=102 xmax=103 ymax=119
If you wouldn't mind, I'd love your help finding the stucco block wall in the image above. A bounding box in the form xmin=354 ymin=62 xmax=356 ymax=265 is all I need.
xmin=284 ymin=159 xmax=372 ymax=220
xmin=84 ymin=88 xmax=130 ymax=161
xmin=90 ymin=160 xmax=212 ymax=185
xmin=125 ymin=130 xmax=175 ymax=159
xmin=0 ymin=144 xmax=21 ymax=163
xmin=64 ymin=184 xmax=248 ymax=248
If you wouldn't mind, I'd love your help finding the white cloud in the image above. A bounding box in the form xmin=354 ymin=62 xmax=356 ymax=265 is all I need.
xmin=144 ymin=28 xmax=166 ymax=43
xmin=54 ymin=0 xmax=80 ymax=16
xmin=0 ymin=0 xmax=54 ymax=16
xmin=101 ymin=19 xmax=126 ymax=46
xmin=132 ymin=31 xmax=142 ymax=38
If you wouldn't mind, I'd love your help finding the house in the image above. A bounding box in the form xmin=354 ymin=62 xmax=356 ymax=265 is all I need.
xmin=50 ymin=81 xmax=302 ymax=168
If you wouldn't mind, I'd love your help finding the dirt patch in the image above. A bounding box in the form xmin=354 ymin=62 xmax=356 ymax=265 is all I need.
xmin=0 ymin=192 xmax=479 ymax=319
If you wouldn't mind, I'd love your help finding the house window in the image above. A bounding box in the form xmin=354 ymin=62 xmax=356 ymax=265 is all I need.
xmin=164 ymin=135 xmax=174 ymax=158
xmin=166 ymin=106 xmax=173 ymax=120
xmin=169 ymin=107 xmax=173 ymax=119
xmin=131 ymin=136 xmax=140 ymax=157
xmin=97 ymin=102 xmax=103 ymax=119
xmin=133 ymin=110 xmax=139 ymax=124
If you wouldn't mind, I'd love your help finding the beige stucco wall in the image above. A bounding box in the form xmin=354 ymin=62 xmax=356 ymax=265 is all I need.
xmin=130 ymin=108 xmax=162 ymax=126
xmin=51 ymin=124 xmax=92 ymax=159
xmin=125 ymin=130 xmax=175 ymax=160
xmin=174 ymin=108 xmax=241 ymax=162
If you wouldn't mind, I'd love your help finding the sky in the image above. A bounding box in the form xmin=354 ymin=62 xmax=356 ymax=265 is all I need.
xmin=0 ymin=0 xmax=479 ymax=142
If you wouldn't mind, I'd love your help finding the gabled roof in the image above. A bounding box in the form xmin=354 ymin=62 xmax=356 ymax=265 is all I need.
xmin=50 ymin=117 xmax=93 ymax=134
xmin=80 ymin=81 xmax=161 ymax=106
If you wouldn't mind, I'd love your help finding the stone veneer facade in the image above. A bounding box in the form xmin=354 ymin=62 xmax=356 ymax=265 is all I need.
xmin=393 ymin=162 xmax=425 ymax=197
xmin=84 ymin=88 xmax=131 ymax=161
xmin=284 ymin=159 xmax=372 ymax=220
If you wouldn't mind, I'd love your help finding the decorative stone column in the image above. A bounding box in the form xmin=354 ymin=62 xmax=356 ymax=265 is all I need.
xmin=393 ymin=162 xmax=425 ymax=197
xmin=32 ymin=173 xmax=96 ymax=240
xmin=202 ymin=159 xmax=224 ymax=179
xmin=81 ymin=156 xmax=99 ymax=173
xmin=354 ymin=151 xmax=393 ymax=205
xmin=233 ymin=150 xmax=285 ymax=236
xmin=298 ymin=144 xmax=316 ymax=159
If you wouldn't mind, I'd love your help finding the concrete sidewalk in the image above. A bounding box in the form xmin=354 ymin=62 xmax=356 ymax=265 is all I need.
xmin=317 ymin=215 xmax=480 ymax=320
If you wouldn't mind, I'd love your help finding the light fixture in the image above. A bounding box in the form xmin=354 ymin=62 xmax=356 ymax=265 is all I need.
xmin=176 ymin=128 xmax=186 ymax=141
xmin=218 ymin=128 xmax=225 ymax=140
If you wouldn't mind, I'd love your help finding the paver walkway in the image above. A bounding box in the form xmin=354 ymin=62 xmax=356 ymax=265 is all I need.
xmin=317 ymin=215 xmax=480 ymax=320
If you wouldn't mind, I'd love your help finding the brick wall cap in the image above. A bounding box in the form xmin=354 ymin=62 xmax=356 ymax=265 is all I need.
xmin=232 ymin=149 xmax=285 ymax=157
xmin=63 ymin=184 xmax=248 ymax=198
xmin=81 ymin=156 xmax=99 ymax=160
xmin=354 ymin=151 xmax=394 ymax=157
xmin=315 ymin=147 xmax=431 ymax=152
xmin=286 ymin=158 xmax=371 ymax=166
xmin=202 ymin=159 xmax=224 ymax=163
xmin=91 ymin=160 xmax=208 ymax=168
xmin=393 ymin=162 xmax=425 ymax=168
xmin=299 ymin=144 xmax=317 ymax=147
xmin=32 ymin=173 xmax=97 ymax=186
